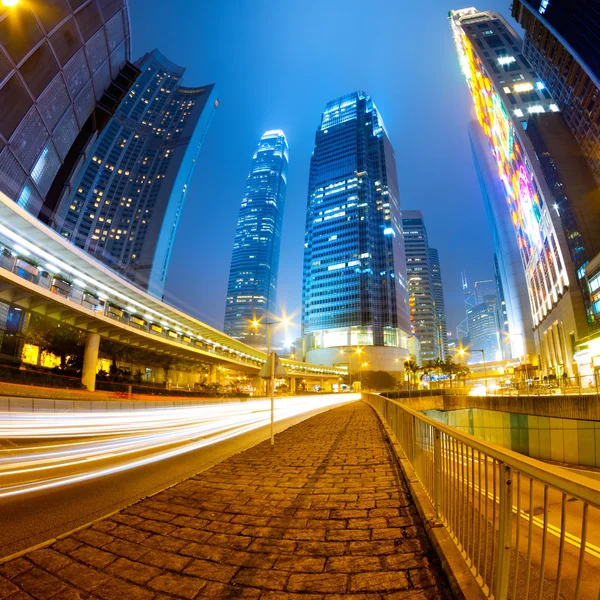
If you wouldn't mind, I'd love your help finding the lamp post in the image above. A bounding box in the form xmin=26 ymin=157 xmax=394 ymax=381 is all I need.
xmin=251 ymin=315 xmax=289 ymax=445
xmin=339 ymin=346 xmax=363 ymax=389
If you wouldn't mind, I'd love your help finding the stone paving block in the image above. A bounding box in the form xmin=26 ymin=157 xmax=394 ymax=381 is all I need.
xmin=287 ymin=572 xmax=348 ymax=593
xmin=0 ymin=558 xmax=32 ymax=580
xmin=232 ymin=567 xmax=289 ymax=590
xmin=105 ymin=556 xmax=162 ymax=585
xmin=0 ymin=575 xmax=20 ymax=599
xmin=67 ymin=544 xmax=116 ymax=569
xmin=182 ymin=558 xmax=238 ymax=582
xmin=24 ymin=549 xmax=73 ymax=573
xmin=13 ymin=567 xmax=65 ymax=599
xmin=148 ymin=572 xmax=206 ymax=598
xmin=56 ymin=562 xmax=111 ymax=591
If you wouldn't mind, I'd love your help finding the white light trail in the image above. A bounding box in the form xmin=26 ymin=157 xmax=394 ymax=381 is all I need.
xmin=0 ymin=394 xmax=359 ymax=499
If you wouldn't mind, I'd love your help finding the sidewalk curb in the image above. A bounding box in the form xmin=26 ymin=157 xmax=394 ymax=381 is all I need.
xmin=366 ymin=400 xmax=486 ymax=600
xmin=0 ymin=399 xmax=355 ymax=565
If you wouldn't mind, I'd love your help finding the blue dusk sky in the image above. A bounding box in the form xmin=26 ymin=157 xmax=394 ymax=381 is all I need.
xmin=129 ymin=0 xmax=517 ymax=345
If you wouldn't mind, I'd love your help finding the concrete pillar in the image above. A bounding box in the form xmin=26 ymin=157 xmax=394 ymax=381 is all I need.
xmin=208 ymin=364 xmax=218 ymax=384
xmin=290 ymin=376 xmax=296 ymax=394
xmin=320 ymin=378 xmax=324 ymax=391
xmin=82 ymin=333 xmax=100 ymax=391
xmin=323 ymin=380 xmax=332 ymax=392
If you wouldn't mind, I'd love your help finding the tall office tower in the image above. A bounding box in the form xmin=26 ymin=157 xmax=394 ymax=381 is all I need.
xmin=468 ymin=120 xmax=535 ymax=361
xmin=493 ymin=253 xmax=511 ymax=358
xmin=402 ymin=210 xmax=439 ymax=362
xmin=428 ymin=248 xmax=449 ymax=360
xmin=53 ymin=50 xmax=218 ymax=298
xmin=467 ymin=295 xmax=502 ymax=362
xmin=512 ymin=1 xmax=600 ymax=183
xmin=302 ymin=92 xmax=410 ymax=372
xmin=224 ymin=130 xmax=288 ymax=348
xmin=450 ymin=8 xmax=592 ymax=376
xmin=0 ymin=0 xmax=136 ymax=220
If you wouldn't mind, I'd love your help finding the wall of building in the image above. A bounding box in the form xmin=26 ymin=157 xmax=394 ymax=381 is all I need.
xmin=426 ymin=407 xmax=600 ymax=468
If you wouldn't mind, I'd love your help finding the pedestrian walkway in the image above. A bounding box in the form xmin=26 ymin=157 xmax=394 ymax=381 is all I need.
xmin=0 ymin=402 xmax=450 ymax=599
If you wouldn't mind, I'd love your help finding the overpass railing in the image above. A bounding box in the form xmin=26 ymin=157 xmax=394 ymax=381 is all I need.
xmin=363 ymin=392 xmax=600 ymax=600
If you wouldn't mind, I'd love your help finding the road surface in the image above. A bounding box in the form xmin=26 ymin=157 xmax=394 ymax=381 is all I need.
xmin=0 ymin=393 xmax=358 ymax=558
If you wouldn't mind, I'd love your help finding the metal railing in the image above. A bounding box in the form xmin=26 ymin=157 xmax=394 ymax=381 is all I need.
xmin=363 ymin=392 xmax=600 ymax=600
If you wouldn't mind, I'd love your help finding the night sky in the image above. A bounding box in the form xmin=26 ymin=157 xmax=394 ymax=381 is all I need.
xmin=129 ymin=0 xmax=518 ymax=345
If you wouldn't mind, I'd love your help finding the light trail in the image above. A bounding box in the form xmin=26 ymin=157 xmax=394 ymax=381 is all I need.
xmin=0 ymin=394 xmax=359 ymax=499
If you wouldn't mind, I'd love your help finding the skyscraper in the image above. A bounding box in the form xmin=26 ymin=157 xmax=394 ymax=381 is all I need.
xmin=224 ymin=130 xmax=288 ymax=348
xmin=467 ymin=295 xmax=502 ymax=363
xmin=0 ymin=0 xmax=136 ymax=220
xmin=302 ymin=92 xmax=410 ymax=371
xmin=429 ymin=248 xmax=449 ymax=360
xmin=512 ymin=1 xmax=600 ymax=183
xmin=450 ymin=8 xmax=593 ymax=376
xmin=53 ymin=50 xmax=218 ymax=298
xmin=402 ymin=210 xmax=439 ymax=362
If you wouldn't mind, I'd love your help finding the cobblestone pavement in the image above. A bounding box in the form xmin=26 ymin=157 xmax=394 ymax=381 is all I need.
xmin=0 ymin=402 xmax=451 ymax=599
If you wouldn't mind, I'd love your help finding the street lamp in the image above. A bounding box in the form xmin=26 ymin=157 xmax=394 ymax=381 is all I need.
xmin=457 ymin=347 xmax=487 ymax=390
xmin=250 ymin=314 xmax=290 ymax=445
xmin=339 ymin=346 xmax=363 ymax=388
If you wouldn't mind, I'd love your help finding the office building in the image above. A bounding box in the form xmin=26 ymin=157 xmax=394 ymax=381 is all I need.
xmin=402 ymin=210 xmax=441 ymax=362
xmin=450 ymin=8 xmax=593 ymax=376
xmin=468 ymin=120 xmax=536 ymax=361
xmin=429 ymin=248 xmax=449 ymax=360
xmin=512 ymin=0 xmax=600 ymax=183
xmin=53 ymin=50 xmax=218 ymax=297
xmin=467 ymin=294 xmax=502 ymax=363
xmin=0 ymin=0 xmax=136 ymax=221
xmin=224 ymin=130 xmax=289 ymax=348
xmin=302 ymin=91 xmax=411 ymax=372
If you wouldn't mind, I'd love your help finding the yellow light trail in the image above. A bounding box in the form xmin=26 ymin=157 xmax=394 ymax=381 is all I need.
xmin=0 ymin=394 xmax=359 ymax=499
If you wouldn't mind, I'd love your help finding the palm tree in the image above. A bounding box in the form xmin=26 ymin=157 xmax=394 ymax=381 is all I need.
xmin=403 ymin=358 xmax=420 ymax=390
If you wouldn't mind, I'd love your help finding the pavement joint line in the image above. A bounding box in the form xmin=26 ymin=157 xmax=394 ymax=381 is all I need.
xmin=0 ymin=399 xmax=351 ymax=565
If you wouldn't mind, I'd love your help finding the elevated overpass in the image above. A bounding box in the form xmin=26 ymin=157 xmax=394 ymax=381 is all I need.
xmin=0 ymin=193 xmax=344 ymax=390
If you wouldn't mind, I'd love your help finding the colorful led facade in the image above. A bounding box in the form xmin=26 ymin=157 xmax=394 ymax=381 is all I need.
xmin=450 ymin=9 xmax=569 ymax=329
xmin=224 ymin=130 xmax=288 ymax=348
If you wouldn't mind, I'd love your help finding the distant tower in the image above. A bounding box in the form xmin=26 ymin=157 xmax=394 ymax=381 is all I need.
xmin=429 ymin=248 xmax=449 ymax=360
xmin=302 ymin=92 xmax=410 ymax=371
xmin=224 ymin=130 xmax=288 ymax=348
xmin=53 ymin=50 xmax=218 ymax=297
xmin=402 ymin=210 xmax=440 ymax=362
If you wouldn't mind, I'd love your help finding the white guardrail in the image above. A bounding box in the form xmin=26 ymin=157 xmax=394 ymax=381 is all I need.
xmin=363 ymin=392 xmax=600 ymax=600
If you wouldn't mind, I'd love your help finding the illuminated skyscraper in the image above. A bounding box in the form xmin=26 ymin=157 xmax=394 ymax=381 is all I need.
xmin=53 ymin=50 xmax=218 ymax=297
xmin=0 ymin=0 xmax=136 ymax=220
xmin=402 ymin=211 xmax=439 ymax=362
xmin=450 ymin=8 xmax=595 ymax=375
xmin=224 ymin=130 xmax=288 ymax=348
xmin=512 ymin=0 xmax=600 ymax=183
xmin=429 ymin=248 xmax=449 ymax=360
xmin=302 ymin=92 xmax=410 ymax=371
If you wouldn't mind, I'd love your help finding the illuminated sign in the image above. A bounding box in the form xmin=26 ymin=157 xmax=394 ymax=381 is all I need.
xmin=451 ymin=11 xmax=568 ymax=327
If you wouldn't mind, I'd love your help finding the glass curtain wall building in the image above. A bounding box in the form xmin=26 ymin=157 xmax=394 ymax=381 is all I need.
xmin=53 ymin=50 xmax=218 ymax=298
xmin=402 ymin=210 xmax=440 ymax=363
xmin=512 ymin=0 xmax=600 ymax=183
xmin=0 ymin=0 xmax=134 ymax=220
xmin=450 ymin=8 xmax=590 ymax=376
xmin=302 ymin=91 xmax=410 ymax=371
xmin=224 ymin=130 xmax=288 ymax=348
xmin=429 ymin=248 xmax=449 ymax=360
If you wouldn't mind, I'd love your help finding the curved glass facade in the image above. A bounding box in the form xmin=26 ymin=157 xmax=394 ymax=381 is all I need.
xmin=0 ymin=0 xmax=131 ymax=219
xmin=53 ymin=50 xmax=218 ymax=297
xmin=302 ymin=92 xmax=410 ymax=353
xmin=224 ymin=130 xmax=288 ymax=348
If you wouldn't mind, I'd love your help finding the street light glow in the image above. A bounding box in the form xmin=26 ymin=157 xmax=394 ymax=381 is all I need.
xmin=1 ymin=0 xmax=19 ymax=6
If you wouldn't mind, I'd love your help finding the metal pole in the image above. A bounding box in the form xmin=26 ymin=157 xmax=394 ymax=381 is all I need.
xmin=268 ymin=323 xmax=275 ymax=446
xmin=495 ymin=463 xmax=513 ymax=600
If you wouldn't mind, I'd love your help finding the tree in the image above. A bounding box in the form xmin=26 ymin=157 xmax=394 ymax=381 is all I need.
xmin=403 ymin=358 xmax=420 ymax=389
xmin=360 ymin=370 xmax=397 ymax=391
xmin=24 ymin=313 xmax=85 ymax=370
